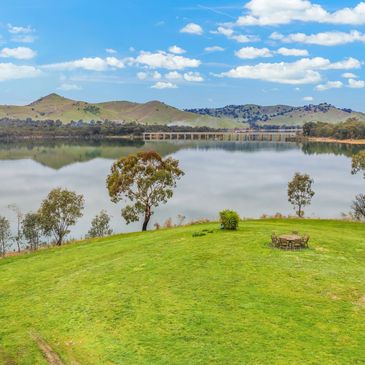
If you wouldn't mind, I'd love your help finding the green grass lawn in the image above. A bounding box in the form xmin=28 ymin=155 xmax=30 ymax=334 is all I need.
xmin=1 ymin=219 xmax=365 ymax=364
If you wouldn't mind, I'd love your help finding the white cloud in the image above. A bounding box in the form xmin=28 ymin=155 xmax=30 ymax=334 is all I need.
xmin=204 ymin=46 xmax=225 ymax=52
xmin=303 ymin=96 xmax=314 ymax=102
xmin=152 ymin=71 xmax=162 ymax=79
xmin=165 ymin=71 xmax=182 ymax=80
xmin=277 ymin=47 xmax=309 ymax=56
xmin=212 ymin=26 xmax=259 ymax=43
xmin=315 ymin=81 xmax=343 ymax=91
xmin=235 ymin=47 xmax=272 ymax=59
xmin=180 ymin=23 xmax=203 ymax=35
xmin=234 ymin=0 xmax=365 ymax=26
xmin=7 ymin=24 xmax=33 ymax=34
xmin=271 ymin=30 xmax=365 ymax=46
xmin=220 ymin=57 xmax=360 ymax=85
xmin=348 ymin=78 xmax=365 ymax=88
xmin=42 ymin=57 xmax=125 ymax=71
xmin=151 ymin=81 xmax=178 ymax=89
xmin=12 ymin=35 xmax=36 ymax=43
xmin=342 ymin=72 xmax=357 ymax=79
xmin=137 ymin=72 xmax=148 ymax=80
xmin=183 ymin=72 xmax=204 ymax=82
xmin=57 ymin=83 xmax=82 ymax=91
xmin=106 ymin=48 xmax=117 ymax=54
xmin=168 ymin=45 xmax=186 ymax=54
xmin=0 ymin=63 xmax=40 ymax=82
xmin=0 ymin=47 xmax=36 ymax=60
xmin=134 ymin=51 xmax=200 ymax=70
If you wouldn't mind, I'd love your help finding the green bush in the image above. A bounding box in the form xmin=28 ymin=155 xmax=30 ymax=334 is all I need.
xmin=192 ymin=231 xmax=206 ymax=237
xmin=219 ymin=210 xmax=240 ymax=230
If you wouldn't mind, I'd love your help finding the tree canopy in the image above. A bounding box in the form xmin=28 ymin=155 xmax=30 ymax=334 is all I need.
xmin=107 ymin=151 xmax=184 ymax=231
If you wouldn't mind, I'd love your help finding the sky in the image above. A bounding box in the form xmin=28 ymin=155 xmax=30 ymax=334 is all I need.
xmin=0 ymin=0 xmax=365 ymax=110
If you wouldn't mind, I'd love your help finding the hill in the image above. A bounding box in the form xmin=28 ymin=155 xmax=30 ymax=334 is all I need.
xmin=186 ymin=103 xmax=365 ymax=126
xmin=0 ymin=94 xmax=242 ymax=129
xmin=1 ymin=219 xmax=365 ymax=364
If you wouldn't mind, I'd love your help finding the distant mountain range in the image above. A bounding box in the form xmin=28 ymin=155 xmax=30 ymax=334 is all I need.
xmin=0 ymin=93 xmax=240 ymax=129
xmin=185 ymin=103 xmax=365 ymax=126
xmin=0 ymin=94 xmax=364 ymax=128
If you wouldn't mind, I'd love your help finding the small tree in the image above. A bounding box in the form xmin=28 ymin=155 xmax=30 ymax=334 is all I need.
xmin=8 ymin=204 xmax=23 ymax=253
xmin=22 ymin=212 xmax=43 ymax=251
xmin=351 ymin=194 xmax=365 ymax=221
xmin=0 ymin=216 xmax=11 ymax=257
xmin=38 ymin=188 xmax=84 ymax=246
xmin=107 ymin=151 xmax=184 ymax=231
xmin=351 ymin=151 xmax=365 ymax=178
xmin=87 ymin=210 xmax=113 ymax=238
xmin=288 ymin=172 xmax=315 ymax=217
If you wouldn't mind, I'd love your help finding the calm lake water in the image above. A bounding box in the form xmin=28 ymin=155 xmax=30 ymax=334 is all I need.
xmin=0 ymin=139 xmax=364 ymax=240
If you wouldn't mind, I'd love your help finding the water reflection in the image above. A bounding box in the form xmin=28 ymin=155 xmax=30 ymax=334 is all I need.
xmin=0 ymin=139 xmax=364 ymax=241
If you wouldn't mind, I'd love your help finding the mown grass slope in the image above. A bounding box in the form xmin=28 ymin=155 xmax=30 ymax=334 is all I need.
xmin=1 ymin=219 xmax=365 ymax=364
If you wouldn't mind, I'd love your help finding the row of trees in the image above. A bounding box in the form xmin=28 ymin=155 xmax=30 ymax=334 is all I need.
xmin=303 ymin=119 xmax=365 ymax=140
xmin=0 ymin=190 xmax=113 ymax=257
xmin=0 ymin=118 xmax=219 ymax=139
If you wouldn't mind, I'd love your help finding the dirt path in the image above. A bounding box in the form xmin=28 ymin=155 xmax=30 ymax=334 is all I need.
xmin=30 ymin=332 xmax=65 ymax=365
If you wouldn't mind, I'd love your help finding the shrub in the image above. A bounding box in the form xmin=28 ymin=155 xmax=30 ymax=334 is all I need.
xmin=219 ymin=210 xmax=240 ymax=230
xmin=192 ymin=231 xmax=206 ymax=237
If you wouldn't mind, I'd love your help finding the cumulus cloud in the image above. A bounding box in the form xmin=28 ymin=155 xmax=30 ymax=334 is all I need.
xmin=277 ymin=47 xmax=309 ymax=56
xmin=235 ymin=47 xmax=272 ymax=59
xmin=42 ymin=57 xmax=125 ymax=71
xmin=180 ymin=23 xmax=203 ymax=35
xmin=137 ymin=72 xmax=148 ymax=80
xmin=168 ymin=45 xmax=186 ymax=54
xmin=234 ymin=0 xmax=365 ymax=26
xmin=152 ymin=71 xmax=162 ymax=79
xmin=220 ymin=57 xmax=361 ymax=85
xmin=151 ymin=81 xmax=178 ymax=89
xmin=0 ymin=63 xmax=40 ymax=82
xmin=348 ymin=78 xmax=365 ymax=88
xmin=0 ymin=47 xmax=37 ymax=60
xmin=8 ymin=24 xmax=36 ymax=43
xmin=315 ymin=81 xmax=343 ymax=91
xmin=204 ymin=46 xmax=225 ymax=52
xmin=183 ymin=72 xmax=204 ymax=82
xmin=134 ymin=51 xmax=200 ymax=70
xmin=342 ymin=72 xmax=357 ymax=79
xmin=106 ymin=48 xmax=117 ymax=54
xmin=7 ymin=24 xmax=33 ymax=34
xmin=212 ymin=26 xmax=259 ymax=43
xmin=270 ymin=30 xmax=365 ymax=46
xmin=303 ymin=96 xmax=314 ymax=102
xmin=57 ymin=83 xmax=82 ymax=91
xmin=165 ymin=71 xmax=182 ymax=80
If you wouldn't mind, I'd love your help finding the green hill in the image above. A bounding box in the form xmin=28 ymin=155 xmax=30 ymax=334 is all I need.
xmin=1 ymin=219 xmax=365 ymax=364
xmin=0 ymin=94 xmax=242 ymax=129
xmin=186 ymin=103 xmax=365 ymax=126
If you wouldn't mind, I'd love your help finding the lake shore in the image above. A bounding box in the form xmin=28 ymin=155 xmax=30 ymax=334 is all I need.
xmin=307 ymin=137 xmax=365 ymax=145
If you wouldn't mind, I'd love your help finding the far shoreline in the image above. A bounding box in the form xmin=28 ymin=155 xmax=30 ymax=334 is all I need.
xmin=306 ymin=137 xmax=365 ymax=145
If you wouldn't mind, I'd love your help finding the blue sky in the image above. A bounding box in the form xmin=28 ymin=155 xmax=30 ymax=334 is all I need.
xmin=0 ymin=0 xmax=365 ymax=110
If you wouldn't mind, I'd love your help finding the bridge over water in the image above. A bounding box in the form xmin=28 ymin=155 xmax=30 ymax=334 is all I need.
xmin=143 ymin=130 xmax=302 ymax=142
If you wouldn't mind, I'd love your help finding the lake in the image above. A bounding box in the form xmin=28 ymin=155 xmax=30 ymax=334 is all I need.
xmin=0 ymin=139 xmax=364 ymax=242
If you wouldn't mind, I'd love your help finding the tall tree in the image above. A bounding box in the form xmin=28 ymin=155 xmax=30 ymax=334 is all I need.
xmin=38 ymin=188 xmax=84 ymax=246
xmin=0 ymin=216 xmax=11 ymax=257
xmin=107 ymin=151 xmax=184 ymax=231
xmin=288 ymin=172 xmax=315 ymax=217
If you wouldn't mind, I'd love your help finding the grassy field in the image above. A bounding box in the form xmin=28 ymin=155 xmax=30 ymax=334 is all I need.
xmin=1 ymin=219 xmax=365 ymax=364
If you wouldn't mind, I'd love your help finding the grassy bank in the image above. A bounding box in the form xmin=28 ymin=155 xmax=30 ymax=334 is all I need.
xmin=307 ymin=137 xmax=365 ymax=145
xmin=1 ymin=219 xmax=365 ymax=364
